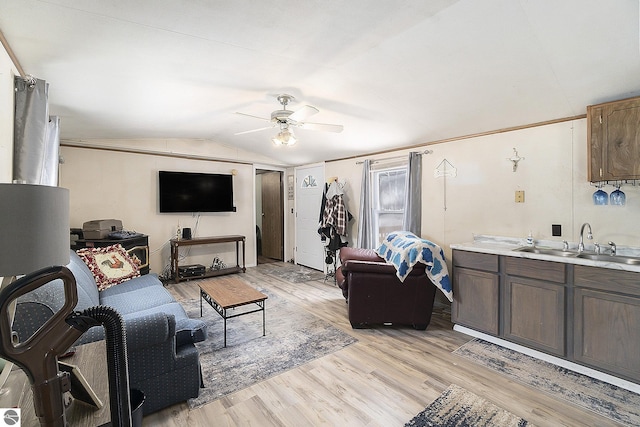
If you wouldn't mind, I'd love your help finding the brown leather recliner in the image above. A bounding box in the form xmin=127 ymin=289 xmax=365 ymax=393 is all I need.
xmin=336 ymin=247 xmax=437 ymax=330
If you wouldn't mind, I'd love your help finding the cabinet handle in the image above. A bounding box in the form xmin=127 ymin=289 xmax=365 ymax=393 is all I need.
xmin=599 ymin=115 xmax=602 ymax=124
xmin=599 ymin=167 xmax=603 ymax=178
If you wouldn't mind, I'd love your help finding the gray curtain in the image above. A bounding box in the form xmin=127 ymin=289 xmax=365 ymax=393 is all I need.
xmin=402 ymin=151 xmax=422 ymax=235
xmin=357 ymin=159 xmax=375 ymax=249
xmin=13 ymin=76 xmax=60 ymax=186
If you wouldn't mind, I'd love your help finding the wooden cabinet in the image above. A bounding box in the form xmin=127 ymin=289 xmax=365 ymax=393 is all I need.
xmin=503 ymin=257 xmax=567 ymax=357
xmin=588 ymin=95 xmax=640 ymax=181
xmin=573 ymin=266 xmax=640 ymax=383
xmin=452 ymin=250 xmax=500 ymax=335
xmin=452 ymin=251 xmax=640 ymax=383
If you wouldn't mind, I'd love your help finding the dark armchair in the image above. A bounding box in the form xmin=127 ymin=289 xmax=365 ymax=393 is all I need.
xmin=336 ymin=247 xmax=437 ymax=330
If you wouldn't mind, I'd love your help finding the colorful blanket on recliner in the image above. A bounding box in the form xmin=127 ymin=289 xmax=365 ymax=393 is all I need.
xmin=375 ymin=231 xmax=453 ymax=302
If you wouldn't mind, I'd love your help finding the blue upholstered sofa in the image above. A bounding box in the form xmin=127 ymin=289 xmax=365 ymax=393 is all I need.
xmin=13 ymin=250 xmax=207 ymax=414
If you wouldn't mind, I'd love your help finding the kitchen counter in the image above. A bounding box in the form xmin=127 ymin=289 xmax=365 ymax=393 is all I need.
xmin=450 ymin=235 xmax=640 ymax=392
xmin=450 ymin=234 xmax=640 ymax=273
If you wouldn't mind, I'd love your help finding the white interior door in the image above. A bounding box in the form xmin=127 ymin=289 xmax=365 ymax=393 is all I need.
xmin=295 ymin=164 xmax=325 ymax=270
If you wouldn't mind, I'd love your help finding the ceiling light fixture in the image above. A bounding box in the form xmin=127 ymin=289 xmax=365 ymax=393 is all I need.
xmin=271 ymin=127 xmax=297 ymax=146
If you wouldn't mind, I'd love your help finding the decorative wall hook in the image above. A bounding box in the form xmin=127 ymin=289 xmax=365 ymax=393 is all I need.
xmin=434 ymin=159 xmax=457 ymax=178
xmin=508 ymin=148 xmax=524 ymax=172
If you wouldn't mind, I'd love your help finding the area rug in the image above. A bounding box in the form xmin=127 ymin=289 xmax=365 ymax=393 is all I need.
xmin=405 ymin=384 xmax=533 ymax=427
xmin=182 ymin=287 xmax=357 ymax=408
xmin=259 ymin=263 xmax=326 ymax=283
xmin=454 ymin=339 xmax=640 ymax=426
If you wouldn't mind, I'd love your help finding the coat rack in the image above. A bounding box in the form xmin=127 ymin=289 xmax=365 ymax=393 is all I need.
xmin=434 ymin=159 xmax=456 ymax=211
xmin=434 ymin=159 xmax=457 ymax=178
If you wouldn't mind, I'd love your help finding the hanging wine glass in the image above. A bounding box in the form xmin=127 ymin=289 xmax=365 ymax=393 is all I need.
xmin=610 ymin=184 xmax=626 ymax=206
xmin=593 ymin=184 xmax=608 ymax=205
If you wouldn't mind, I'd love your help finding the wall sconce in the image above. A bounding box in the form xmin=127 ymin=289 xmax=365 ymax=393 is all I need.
xmin=508 ymin=148 xmax=524 ymax=172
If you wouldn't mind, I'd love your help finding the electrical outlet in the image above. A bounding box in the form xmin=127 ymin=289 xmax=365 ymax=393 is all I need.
xmin=515 ymin=190 xmax=525 ymax=203
xmin=552 ymin=224 xmax=562 ymax=236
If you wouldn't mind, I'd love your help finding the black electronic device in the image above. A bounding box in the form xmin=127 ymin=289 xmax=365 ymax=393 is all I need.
xmin=178 ymin=264 xmax=206 ymax=278
xmin=182 ymin=227 xmax=192 ymax=239
xmin=108 ymin=230 xmax=143 ymax=239
xmin=159 ymin=171 xmax=234 ymax=213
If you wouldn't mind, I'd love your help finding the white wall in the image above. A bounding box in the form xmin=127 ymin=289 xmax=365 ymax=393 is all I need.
xmin=326 ymin=118 xmax=640 ymax=260
xmin=60 ymin=140 xmax=283 ymax=276
xmin=0 ymin=44 xmax=17 ymax=183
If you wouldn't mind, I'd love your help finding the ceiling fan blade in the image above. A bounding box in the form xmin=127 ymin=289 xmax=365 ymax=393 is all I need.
xmin=288 ymin=105 xmax=319 ymax=122
xmin=235 ymin=112 xmax=271 ymax=122
xmin=234 ymin=125 xmax=274 ymax=135
xmin=299 ymin=122 xmax=344 ymax=133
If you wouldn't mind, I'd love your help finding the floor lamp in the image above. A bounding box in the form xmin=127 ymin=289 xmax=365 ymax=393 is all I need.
xmin=0 ymin=183 xmax=70 ymax=392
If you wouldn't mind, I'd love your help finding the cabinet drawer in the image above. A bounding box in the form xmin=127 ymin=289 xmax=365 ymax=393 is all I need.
xmin=505 ymin=256 xmax=566 ymax=283
xmin=574 ymin=265 xmax=640 ymax=296
xmin=453 ymin=250 xmax=498 ymax=272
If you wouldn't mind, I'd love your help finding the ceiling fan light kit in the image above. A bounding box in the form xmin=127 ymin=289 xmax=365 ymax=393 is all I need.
xmin=272 ymin=129 xmax=297 ymax=146
xmin=236 ymin=93 xmax=343 ymax=147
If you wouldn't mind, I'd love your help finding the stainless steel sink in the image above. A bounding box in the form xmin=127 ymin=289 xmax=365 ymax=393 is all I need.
xmin=513 ymin=247 xmax=578 ymax=257
xmin=514 ymin=246 xmax=640 ymax=265
xmin=575 ymin=253 xmax=640 ymax=265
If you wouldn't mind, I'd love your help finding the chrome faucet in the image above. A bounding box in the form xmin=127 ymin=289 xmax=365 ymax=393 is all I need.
xmin=608 ymin=241 xmax=616 ymax=256
xmin=578 ymin=222 xmax=593 ymax=252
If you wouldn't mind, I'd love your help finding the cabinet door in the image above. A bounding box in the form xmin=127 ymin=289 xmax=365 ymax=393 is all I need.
xmin=588 ymin=96 xmax=640 ymax=181
xmin=574 ymin=288 xmax=640 ymax=382
xmin=452 ymin=267 xmax=499 ymax=335
xmin=587 ymin=105 xmax=604 ymax=182
xmin=503 ymin=276 xmax=565 ymax=357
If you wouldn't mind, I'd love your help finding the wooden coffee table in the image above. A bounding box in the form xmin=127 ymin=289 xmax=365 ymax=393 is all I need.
xmin=198 ymin=276 xmax=268 ymax=347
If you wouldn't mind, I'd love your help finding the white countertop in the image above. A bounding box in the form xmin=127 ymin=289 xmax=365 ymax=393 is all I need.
xmin=450 ymin=235 xmax=640 ymax=273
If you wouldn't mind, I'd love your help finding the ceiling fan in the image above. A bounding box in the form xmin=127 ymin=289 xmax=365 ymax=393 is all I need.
xmin=235 ymin=94 xmax=343 ymax=146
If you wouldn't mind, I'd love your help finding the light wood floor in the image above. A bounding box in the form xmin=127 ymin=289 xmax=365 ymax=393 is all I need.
xmin=144 ymin=263 xmax=625 ymax=427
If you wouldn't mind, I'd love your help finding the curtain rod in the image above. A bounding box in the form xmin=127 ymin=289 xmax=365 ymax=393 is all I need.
xmin=355 ymin=149 xmax=433 ymax=165
xmin=0 ymin=29 xmax=26 ymax=77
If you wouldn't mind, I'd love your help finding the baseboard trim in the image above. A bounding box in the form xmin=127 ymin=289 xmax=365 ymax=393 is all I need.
xmin=453 ymin=324 xmax=640 ymax=394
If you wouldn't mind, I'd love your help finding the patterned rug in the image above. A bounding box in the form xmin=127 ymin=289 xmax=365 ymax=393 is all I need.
xmin=405 ymin=384 xmax=533 ymax=427
xmin=182 ymin=287 xmax=357 ymax=408
xmin=454 ymin=339 xmax=640 ymax=426
xmin=258 ymin=263 xmax=326 ymax=283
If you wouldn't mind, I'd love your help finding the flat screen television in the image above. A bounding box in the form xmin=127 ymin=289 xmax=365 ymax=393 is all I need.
xmin=159 ymin=171 xmax=234 ymax=213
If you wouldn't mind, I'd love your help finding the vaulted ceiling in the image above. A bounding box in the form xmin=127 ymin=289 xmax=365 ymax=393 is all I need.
xmin=1 ymin=0 xmax=639 ymax=166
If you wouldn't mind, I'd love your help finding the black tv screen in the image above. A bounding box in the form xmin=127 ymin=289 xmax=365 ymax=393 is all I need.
xmin=159 ymin=171 xmax=234 ymax=213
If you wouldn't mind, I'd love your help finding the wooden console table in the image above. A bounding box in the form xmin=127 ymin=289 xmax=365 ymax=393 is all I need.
xmin=170 ymin=235 xmax=246 ymax=283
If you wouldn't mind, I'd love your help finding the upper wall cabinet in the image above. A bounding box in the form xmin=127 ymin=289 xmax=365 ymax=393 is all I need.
xmin=588 ymin=96 xmax=640 ymax=182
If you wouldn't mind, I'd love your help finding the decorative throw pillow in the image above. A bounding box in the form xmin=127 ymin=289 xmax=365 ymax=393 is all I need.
xmin=76 ymin=244 xmax=140 ymax=291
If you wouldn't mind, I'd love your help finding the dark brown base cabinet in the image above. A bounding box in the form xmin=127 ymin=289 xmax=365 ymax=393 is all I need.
xmin=452 ymin=249 xmax=640 ymax=384
xmin=452 ymin=251 xmax=499 ymax=335
xmin=574 ymin=266 xmax=640 ymax=382
xmin=503 ymin=257 xmax=567 ymax=357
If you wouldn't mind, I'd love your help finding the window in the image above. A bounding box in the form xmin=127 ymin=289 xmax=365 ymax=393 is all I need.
xmin=371 ymin=165 xmax=407 ymax=247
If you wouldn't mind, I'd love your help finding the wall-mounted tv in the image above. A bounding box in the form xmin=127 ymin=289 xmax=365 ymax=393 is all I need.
xmin=159 ymin=171 xmax=235 ymax=213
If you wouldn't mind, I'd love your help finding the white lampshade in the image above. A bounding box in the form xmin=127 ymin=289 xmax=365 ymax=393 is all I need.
xmin=0 ymin=183 xmax=70 ymax=277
